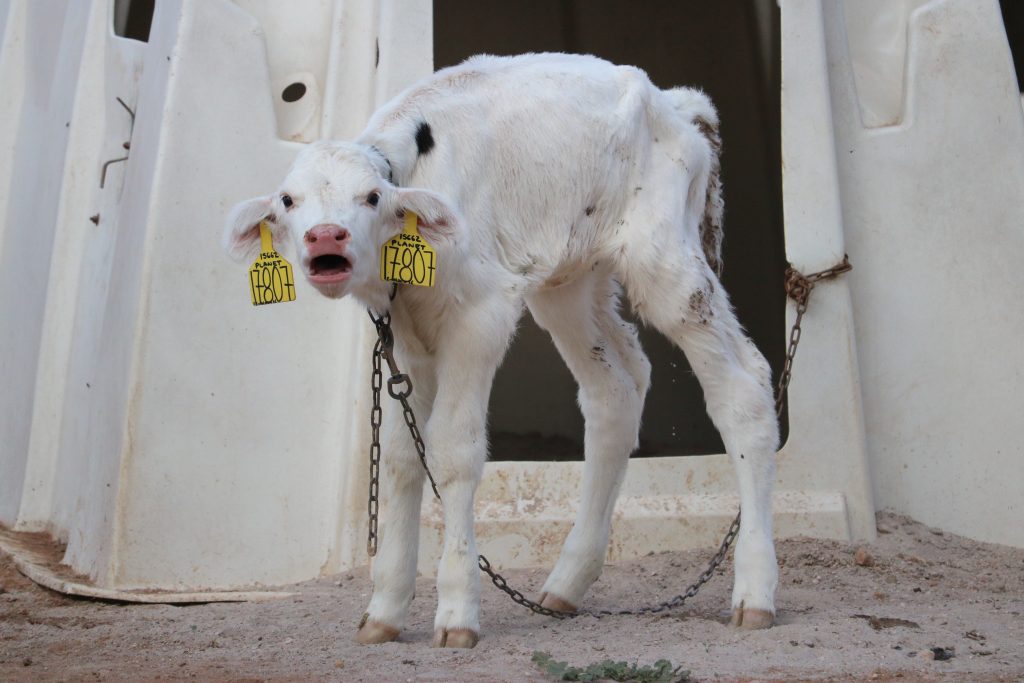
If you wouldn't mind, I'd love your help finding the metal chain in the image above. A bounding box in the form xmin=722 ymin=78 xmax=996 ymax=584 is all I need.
xmin=366 ymin=305 xmax=440 ymax=557
xmin=479 ymin=511 xmax=741 ymax=619
xmin=367 ymin=327 xmax=383 ymax=556
xmin=775 ymin=255 xmax=852 ymax=418
xmin=365 ymin=255 xmax=851 ymax=615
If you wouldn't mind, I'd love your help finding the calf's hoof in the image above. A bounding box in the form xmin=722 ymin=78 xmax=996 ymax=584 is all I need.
xmin=355 ymin=614 xmax=401 ymax=644
xmin=730 ymin=606 xmax=774 ymax=630
xmin=539 ymin=591 xmax=578 ymax=614
xmin=432 ymin=627 xmax=479 ymax=648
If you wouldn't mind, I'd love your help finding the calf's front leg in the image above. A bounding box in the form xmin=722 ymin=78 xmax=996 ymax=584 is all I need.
xmin=356 ymin=369 xmax=433 ymax=644
xmin=425 ymin=298 xmax=519 ymax=648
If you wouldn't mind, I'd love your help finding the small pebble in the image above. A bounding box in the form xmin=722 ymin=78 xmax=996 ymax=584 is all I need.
xmin=918 ymin=647 xmax=955 ymax=661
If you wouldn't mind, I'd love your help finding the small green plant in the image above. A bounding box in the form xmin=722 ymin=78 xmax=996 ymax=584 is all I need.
xmin=531 ymin=651 xmax=690 ymax=683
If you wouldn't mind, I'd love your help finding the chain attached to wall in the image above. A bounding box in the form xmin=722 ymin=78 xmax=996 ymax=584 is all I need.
xmin=775 ymin=255 xmax=852 ymax=418
xmin=364 ymin=256 xmax=851 ymax=619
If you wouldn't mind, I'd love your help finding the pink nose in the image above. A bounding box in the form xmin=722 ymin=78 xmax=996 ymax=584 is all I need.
xmin=304 ymin=224 xmax=349 ymax=244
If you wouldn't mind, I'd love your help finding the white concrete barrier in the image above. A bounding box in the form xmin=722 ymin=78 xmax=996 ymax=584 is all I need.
xmin=827 ymin=0 xmax=1024 ymax=546
xmin=0 ymin=0 xmax=431 ymax=590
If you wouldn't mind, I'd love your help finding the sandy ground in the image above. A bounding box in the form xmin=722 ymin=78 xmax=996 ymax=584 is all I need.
xmin=1 ymin=512 xmax=1021 ymax=682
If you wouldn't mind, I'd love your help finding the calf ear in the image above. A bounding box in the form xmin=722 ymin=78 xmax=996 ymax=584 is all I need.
xmin=389 ymin=188 xmax=458 ymax=243
xmin=223 ymin=196 xmax=281 ymax=262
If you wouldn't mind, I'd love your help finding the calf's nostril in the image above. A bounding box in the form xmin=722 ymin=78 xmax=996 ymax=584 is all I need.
xmin=305 ymin=231 xmax=317 ymax=243
xmin=335 ymin=229 xmax=349 ymax=241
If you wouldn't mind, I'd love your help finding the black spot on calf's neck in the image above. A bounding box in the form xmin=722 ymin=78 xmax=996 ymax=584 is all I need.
xmin=415 ymin=121 xmax=434 ymax=156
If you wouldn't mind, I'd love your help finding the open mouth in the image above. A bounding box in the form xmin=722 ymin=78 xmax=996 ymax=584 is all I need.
xmin=308 ymin=254 xmax=353 ymax=283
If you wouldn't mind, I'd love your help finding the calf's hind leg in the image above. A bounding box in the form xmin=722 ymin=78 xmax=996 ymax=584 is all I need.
xmin=624 ymin=250 xmax=779 ymax=629
xmin=527 ymin=272 xmax=650 ymax=612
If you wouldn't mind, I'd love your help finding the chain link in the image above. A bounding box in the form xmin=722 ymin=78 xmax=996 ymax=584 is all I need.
xmin=365 ymin=256 xmax=850 ymax=616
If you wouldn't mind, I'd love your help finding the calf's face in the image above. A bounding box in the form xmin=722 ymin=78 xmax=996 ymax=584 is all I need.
xmin=224 ymin=141 xmax=456 ymax=300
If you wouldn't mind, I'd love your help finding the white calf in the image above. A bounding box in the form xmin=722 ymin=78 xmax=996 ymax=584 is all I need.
xmin=225 ymin=53 xmax=778 ymax=648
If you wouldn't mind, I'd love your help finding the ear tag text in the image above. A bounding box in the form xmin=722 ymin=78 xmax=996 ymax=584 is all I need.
xmin=380 ymin=211 xmax=437 ymax=287
xmin=248 ymin=221 xmax=297 ymax=306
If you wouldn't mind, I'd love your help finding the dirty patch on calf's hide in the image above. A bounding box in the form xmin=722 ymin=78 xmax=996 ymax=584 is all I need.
xmin=688 ymin=285 xmax=714 ymax=325
xmin=696 ymin=118 xmax=724 ymax=277
xmin=517 ymin=254 xmax=538 ymax=276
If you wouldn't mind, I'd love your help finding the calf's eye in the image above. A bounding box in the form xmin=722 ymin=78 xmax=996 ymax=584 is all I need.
xmin=281 ymin=194 xmax=294 ymax=209
xmin=367 ymin=191 xmax=381 ymax=207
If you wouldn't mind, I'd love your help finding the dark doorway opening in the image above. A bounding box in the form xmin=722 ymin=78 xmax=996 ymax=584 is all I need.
xmin=434 ymin=0 xmax=787 ymax=460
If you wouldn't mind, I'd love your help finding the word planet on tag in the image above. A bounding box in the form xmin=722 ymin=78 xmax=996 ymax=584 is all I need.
xmin=380 ymin=212 xmax=437 ymax=287
xmin=249 ymin=222 xmax=297 ymax=306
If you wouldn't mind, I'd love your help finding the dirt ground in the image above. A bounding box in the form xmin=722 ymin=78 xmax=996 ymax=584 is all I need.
xmin=1 ymin=512 xmax=1021 ymax=682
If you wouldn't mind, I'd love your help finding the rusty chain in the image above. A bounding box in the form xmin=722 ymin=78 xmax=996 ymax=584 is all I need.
xmin=775 ymin=255 xmax=852 ymax=419
xmin=365 ymin=255 xmax=851 ymax=616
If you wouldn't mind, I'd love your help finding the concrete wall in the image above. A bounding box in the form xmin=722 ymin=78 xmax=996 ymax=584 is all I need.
xmin=0 ymin=0 xmax=84 ymax=527
xmin=826 ymin=0 xmax=1024 ymax=546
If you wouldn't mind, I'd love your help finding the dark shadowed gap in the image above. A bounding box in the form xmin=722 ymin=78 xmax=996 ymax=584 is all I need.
xmin=1001 ymin=0 xmax=1024 ymax=90
xmin=434 ymin=0 xmax=787 ymax=460
xmin=113 ymin=0 xmax=155 ymax=43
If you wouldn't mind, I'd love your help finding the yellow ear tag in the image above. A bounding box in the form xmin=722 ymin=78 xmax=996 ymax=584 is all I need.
xmin=380 ymin=211 xmax=437 ymax=287
xmin=248 ymin=221 xmax=297 ymax=305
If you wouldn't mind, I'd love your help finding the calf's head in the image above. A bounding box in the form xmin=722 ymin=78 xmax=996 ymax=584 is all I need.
xmin=224 ymin=141 xmax=456 ymax=300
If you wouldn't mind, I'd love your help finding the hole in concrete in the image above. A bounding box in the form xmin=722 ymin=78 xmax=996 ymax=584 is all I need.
xmin=282 ymin=82 xmax=307 ymax=103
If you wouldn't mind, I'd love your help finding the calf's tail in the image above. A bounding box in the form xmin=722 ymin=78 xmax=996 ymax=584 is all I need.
xmin=664 ymin=87 xmax=725 ymax=277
